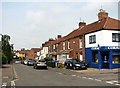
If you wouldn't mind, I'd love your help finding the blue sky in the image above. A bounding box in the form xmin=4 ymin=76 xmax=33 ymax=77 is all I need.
xmin=1 ymin=0 xmax=119 ymax=50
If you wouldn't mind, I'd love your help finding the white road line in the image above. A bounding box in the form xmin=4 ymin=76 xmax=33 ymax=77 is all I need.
xmin=71 ymin=75 xmax=76 ymax=77
xmin=106 ymin=81 xmax=114 ymax=84
xmin=94 ymin=79 xmax=102 ymax=82
xmin=3 ymin=76 xmax=9 ymax=79
xmin=112 ymin=81 xmax=118 ymax=83
xmin=88 ymin=78 xmax=94 ymax=80
xmin=82 ymin=77 xmax=87 ymax=79
xmin=115 ymin=84 xmax=120 ymax=86
xmin=11 ymin=81 xmax=16 ymax=88
xmin=2 ymin=82 xmax=7 ymax=87
xmin=58 ymin=73 xmax=62 ymax=74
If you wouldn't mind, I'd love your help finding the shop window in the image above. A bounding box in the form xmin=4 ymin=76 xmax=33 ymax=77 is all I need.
xmin=112 ymin=51 xmax=120 ymax=64
xmin=112 ymin=33 xmax=120 ymax=42
xmin=92 ymin=51 xmax=98 ymax=63
xmin=89 ymin=35 xmax=96 ymax=44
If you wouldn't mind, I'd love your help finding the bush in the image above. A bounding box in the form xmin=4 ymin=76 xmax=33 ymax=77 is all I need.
xmin=1 ymin=53 xmax=7 ymax=64
xmin=44 ymin=56 xmax=53 ymax=62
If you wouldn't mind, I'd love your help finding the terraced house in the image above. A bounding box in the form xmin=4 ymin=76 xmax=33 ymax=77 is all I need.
xmin=40 ymin=9 xmax=120 ymax=69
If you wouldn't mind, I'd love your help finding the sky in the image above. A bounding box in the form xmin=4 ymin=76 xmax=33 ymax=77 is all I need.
xmin=1 ymin=0 xmax=119 ymax=50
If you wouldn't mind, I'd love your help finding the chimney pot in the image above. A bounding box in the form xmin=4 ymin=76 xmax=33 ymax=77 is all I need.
xmin=78 ymin=21 xmax=86 ymax=28
xmin=98 ymin=9 xmax=108 ymax=20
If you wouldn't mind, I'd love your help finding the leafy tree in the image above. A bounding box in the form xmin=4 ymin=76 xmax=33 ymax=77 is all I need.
xmin=1 ymin=34 xmax=13 ymax=64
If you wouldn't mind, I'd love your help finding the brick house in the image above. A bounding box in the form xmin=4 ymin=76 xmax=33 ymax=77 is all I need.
xmin=27 ymin=48 xmax=41 ymax=59
xmin=83 ymin=9 xmax=120 ymax=69
xmin=41 ymin=9 xmax=120 ymax=69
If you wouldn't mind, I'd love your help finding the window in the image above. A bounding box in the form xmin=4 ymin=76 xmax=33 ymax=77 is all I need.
xmin=63 ymin=42 xmax=65 ymax=50
xmin=79 ymin=39 xmax=82 ymax=48
xmin=68 ymin=41 xmax=70 ymax=49
xmin=89 ymin=35 xmax=96 ymax=44
xmin=112 ymin=51 xmax=120 ymax=64
xmin=53 ymin=45 xmax=55 ymax=49
xmin=112 ymin=33 xmax=120 ymax=42
xmin=92 ymin=51 xmax=98 ymax=63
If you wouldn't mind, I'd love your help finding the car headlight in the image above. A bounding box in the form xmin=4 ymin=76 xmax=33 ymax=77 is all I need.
xmin=75 ymin=64 xmax=80 ymax=66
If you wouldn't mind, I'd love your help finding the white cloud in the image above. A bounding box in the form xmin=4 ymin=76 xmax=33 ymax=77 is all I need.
xmin=2 ymin=1 xmax=118 ymax=50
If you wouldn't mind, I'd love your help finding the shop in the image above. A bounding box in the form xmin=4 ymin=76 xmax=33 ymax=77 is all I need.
xmin=85 ymin=46 xmax=120 ymax=69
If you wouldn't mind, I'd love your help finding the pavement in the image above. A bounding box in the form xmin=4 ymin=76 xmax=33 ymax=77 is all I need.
xmin=74 ymin=68 xmax=119 ymax=74
xmin=1 ymin=63 xmax=15 ymax=87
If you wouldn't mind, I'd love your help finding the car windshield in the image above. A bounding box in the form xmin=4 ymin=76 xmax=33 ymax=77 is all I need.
xmin=72 ymin=59 xmax=80 ymax=64
xmin=38 ymin=60 xmax=45 ymax=62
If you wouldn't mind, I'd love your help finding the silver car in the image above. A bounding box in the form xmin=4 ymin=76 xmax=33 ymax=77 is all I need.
xmin=33 ymin=60 xmax=47 ymax=69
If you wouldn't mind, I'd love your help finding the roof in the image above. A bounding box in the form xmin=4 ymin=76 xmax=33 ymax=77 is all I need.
xmin=31 ymin=48 xmax=41 ymax=52
xmin=65 ymin=17 xmax=120 ymax=40
xmin=52 ymin=36 xmax=65 ymax=45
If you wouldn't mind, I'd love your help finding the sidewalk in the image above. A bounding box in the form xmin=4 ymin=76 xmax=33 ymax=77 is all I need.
xmin=1 ymin=64 xmax=14 ymax=87
xmin=74 ymin=68 xmax=119 ymax=74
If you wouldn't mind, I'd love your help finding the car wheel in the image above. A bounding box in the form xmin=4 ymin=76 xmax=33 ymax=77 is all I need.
xmin=73 ymin=66 xmax=76 ymax=70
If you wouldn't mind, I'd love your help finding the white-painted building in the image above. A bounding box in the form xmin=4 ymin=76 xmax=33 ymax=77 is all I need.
xmin=39 ymin=47 xmax=48 ymax=59
xmin=84 ymin=9 xmax=120 ymax=69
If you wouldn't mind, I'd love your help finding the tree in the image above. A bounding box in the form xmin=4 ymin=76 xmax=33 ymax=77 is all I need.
xmin=1 ymin=34 xmax=13 ymax=64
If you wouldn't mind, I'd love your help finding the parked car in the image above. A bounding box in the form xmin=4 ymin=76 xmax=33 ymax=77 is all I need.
xmin=15 ymin=60 xmax=21 ymax=64
xmin=33 ymin=59 xmax=47 ymax=69
xmin=23 ymin=59 xmax=29 ymax=65
xmin=27 ymin=60 xmax=35 ymax=66
xmin=64 ymin=59 xmax=87 ymax=70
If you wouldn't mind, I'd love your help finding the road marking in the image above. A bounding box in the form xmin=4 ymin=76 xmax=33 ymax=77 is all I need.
xmin=2 ymin=82 xmax=7 ymax=87
xmin=3 ymin=76 xmax=9 ymax=79
xmin=112 ymin=80 xmax=118 ymax=83
xmin=88 ymin=78 xmax=94 ymax=80
xmin=71 ymin=75 xmax=76 ymax=77
xmin=115 ymin=84 xmax=120 ymax=86
xmin=94 ymin=79 xmax=102 ymax=82
xmin=82 ymin=77 xmax=87 ymax=79
xmin=11 ymin=81 xmax=16 ymax=88
xmin=58 ymin=72 xmax=62 ymax=74
xmin=106 ymin=81 xmax=114 ymax=84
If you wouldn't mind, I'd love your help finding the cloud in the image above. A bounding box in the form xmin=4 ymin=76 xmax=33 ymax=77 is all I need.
xmin=2 ymin=1 xmax=118 ymax=50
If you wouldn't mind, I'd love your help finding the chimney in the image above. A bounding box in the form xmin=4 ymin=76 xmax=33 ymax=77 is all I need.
xmin=57 ymin=35 xmax=62 ymax=39
xmin=49 ymin=38 xmax=54 ymax=41
xmin=78 ymin=21 xmax=86 ymax=28
xmin=98 ymin=9 xmax=108 ymax=20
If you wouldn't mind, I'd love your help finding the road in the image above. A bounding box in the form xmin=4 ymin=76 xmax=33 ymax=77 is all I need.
xmin=13 ymin=63 xmax=118 ymax=87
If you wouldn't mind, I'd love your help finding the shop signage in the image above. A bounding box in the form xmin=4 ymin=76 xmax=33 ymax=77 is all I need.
xmin=91 ymin=47 xmax=99 ymax=50
xmin=107 ymin=46 xmax=120 ymax=49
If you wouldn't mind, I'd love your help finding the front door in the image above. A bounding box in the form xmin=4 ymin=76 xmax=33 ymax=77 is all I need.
xmin=101 ymin=51 xmax=110 ymax=69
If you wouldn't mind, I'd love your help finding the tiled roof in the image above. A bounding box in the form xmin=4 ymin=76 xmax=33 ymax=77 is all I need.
xmin=65 ymin=17 xmax=120 ymax=40
xmin=31 ymin=48 xmax=41 ymax=52
xmin=52 ymin=36 xmax=65 ymax=45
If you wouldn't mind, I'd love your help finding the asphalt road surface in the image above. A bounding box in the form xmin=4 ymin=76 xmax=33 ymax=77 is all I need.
xmin=13 ymin=63 xmax=118 ymax=87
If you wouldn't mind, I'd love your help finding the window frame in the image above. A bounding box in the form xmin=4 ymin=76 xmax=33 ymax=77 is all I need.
xmin=63 ymin=42 xmax=65 ymax=50
xmin=68 ymin=41 xmax=70 ymax=49
xmin=89 ymin=35 xmax=96 ymax=44
xmin=79 ymin=38 xmax=82 ymax=48
xmin=112 ymin=33 xmax=120 ymax=42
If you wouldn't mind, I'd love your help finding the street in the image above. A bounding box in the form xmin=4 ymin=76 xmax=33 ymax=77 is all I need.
xmin=12 ymin=63 xmax=119 ymax=87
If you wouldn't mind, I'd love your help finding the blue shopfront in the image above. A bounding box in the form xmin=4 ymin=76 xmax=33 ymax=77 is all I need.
xmin=85 ymin=46 xmax=120 ymax=69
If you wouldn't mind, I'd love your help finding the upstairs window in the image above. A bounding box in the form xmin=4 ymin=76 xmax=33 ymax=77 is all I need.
xmin=68 ymin=41 xmax=70 ymax=49
xmin=79 ymin=38 xmax=82 ymax=48
xmin=112 ymin=33 xmax=120 ymax=42
xmin=63 ymin=42 xmax=65 ymax=50
xmin=89 ymin=35 xmax=96 ymax=44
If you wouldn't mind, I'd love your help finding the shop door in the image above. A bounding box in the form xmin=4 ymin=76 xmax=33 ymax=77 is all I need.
xmin=101 ymin=51 xmax=109 ymax=69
